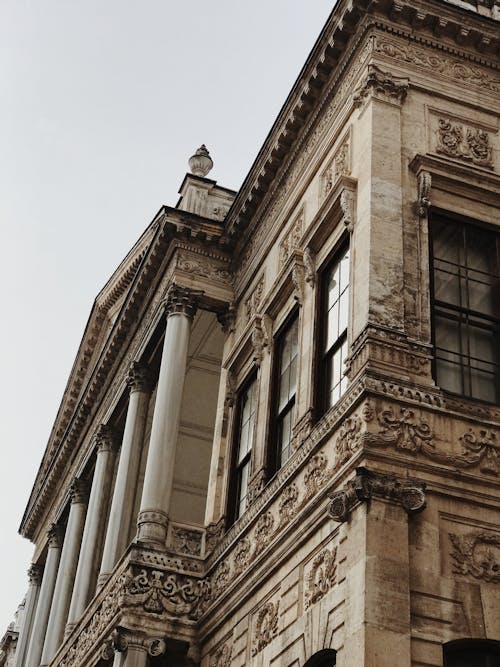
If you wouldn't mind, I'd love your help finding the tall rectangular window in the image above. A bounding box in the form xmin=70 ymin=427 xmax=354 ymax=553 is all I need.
xmin=431 ymin=216 xmax=499 ymax=403
xmin=321 ymin=244 xmax=350 ymax=411
xmin=273 ymin=315 xmax=299 ymax=470
xmin=229 ymin=376 xmax=257 ymax=523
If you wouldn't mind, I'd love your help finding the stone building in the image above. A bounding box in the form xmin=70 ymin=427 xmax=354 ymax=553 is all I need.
xmin=12 ymin=0 xmax=500 ymax=666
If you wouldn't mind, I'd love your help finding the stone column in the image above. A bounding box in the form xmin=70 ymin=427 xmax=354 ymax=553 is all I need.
xmin=24 ymin=525 xmax=63 ymax=667
xmin=12 ymin=564 xmax=42 ymax=667
xmin=137 ymin=285 xmax=200 ymax=545
xmin=40 ymin=479 xmax=89 ymax=665
xmin=66 ymin=425 xmax=117 ymax=635
xmin=98 ymin=362 xmax=152 ymax=585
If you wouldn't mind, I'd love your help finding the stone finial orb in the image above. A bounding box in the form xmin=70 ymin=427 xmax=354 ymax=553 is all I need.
xmin=188 ymin=144 xmax=213 ymax=177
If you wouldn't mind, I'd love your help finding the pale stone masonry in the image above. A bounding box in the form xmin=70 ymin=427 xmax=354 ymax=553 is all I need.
xmin=11 ymin=1 xmax=500 ymax=666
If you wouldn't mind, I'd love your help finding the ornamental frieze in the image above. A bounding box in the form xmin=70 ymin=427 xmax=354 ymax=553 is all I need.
xmin=279 ymin=208 xmax=304 ymax=268
xmin=210 ymin=640 xmax=232 ymax=667
xmin=449 ymin=531 xmax=500 ymax=584
xmin=319 ymin=134 xmax=351 ymax=204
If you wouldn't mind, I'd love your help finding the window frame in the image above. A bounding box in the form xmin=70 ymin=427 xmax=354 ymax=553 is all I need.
xmin=226 ymin=372 xmax=258 ymax=527
xmin=268 ymin=309 xmax=300 ymax=475
xmin=443 ymin=638 xmax=500 ymax=667
xmin=429 ymin=210 xmax=500 ymax=404
xmin=316 ymin=237 xmax=350 ymax=418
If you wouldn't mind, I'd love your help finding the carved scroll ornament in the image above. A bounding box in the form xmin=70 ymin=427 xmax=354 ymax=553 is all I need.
xmin=328 ymin=467 xmax=426 ymax=522
xmin=449 ymin=531 xmax=500 ymax=584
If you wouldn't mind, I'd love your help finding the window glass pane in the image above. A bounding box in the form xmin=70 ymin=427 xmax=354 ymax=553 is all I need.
xmin=338 ymin=290 xmax=349 ymax=334
xmin=432 ymin=218 xmax=499 ymax=403
xmin=326 ymin=304 xmax=339 ymax=350
xmin=237 ymin=461 xmax=250 ymax=519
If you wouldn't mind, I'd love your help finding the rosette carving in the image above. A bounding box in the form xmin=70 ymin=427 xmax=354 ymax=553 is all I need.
xmin=305 ymin=546 xmax=337 ymax=608
xmin=252 ymin=601 xmax=279 ymax=655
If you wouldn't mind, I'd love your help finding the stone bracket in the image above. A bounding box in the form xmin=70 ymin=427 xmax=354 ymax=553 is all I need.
xmin=328 ymin=466 xmax=426 ymax=522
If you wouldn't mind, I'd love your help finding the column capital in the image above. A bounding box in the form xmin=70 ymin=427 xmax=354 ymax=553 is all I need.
xmin=328 ymin=466 xmax=426 ymax=523
xmin=164 ymin=284 xmax=203 ymax=319
xmin=47 ymin=523 xmax=63 ymax=548
xmin=126 ymin=361 xmax=153 ymax=394
xmin=69 ymin=478 xmax=89 ymax=504
xmin=110 ymin=627 xmax=167 ymax=656
xmin=93 ymin=423 xmax=117 ymax=453
xmin=27 ymin=563 xmax=43 ymax=586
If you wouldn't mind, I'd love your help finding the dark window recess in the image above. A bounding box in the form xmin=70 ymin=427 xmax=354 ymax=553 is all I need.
xmin=321 ymin=245 xmax=350 ymax=411
xmin=303 ymin=649 xmax=337 ymax=667
xmin=273 ymin=316 xmax=299 ymax=471
xmin=443 ymin=639 xmax=500 ymax=667
xmin=229 ymin=376 xmax=257 ymax=524
xmin=431 ymin=216 xmax=500 ymax=403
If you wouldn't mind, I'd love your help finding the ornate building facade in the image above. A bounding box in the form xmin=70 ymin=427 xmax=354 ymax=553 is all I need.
xmin=12 ymin=1 xmax=500 ymax=666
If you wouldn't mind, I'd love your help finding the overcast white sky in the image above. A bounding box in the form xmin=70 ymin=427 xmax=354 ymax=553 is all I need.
xmin=0 ymin=0 xmax=335 ymax=632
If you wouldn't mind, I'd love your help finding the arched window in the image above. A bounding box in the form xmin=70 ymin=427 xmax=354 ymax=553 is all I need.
xmin=444 ymin=639 xmax=500 ymax=667
xmin=303 ymin=649 xmax=337 ymax=667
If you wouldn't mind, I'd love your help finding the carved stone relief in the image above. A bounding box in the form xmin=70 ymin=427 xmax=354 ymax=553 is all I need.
xmin=279 ymin=209 xmax=304 ymax=268
xmin=171 ymin=526 xmax=204 ymax=557
xmin=328 ymin=467 xmax=426 ymax=522
xmin=449 ymin=531 xmax=500 ymax=584
xmin=320 ymin=134 xmax=351 ymax=203
xmin=251 ymin=601 xmax=279 ymax=655
xmin=435 ymin=117 xmax=493 ymax=168
xmin=305 ymin=546 xmax=337 ymax=608
xmin=244 ymin=276 xmax=265 ymax=323
xmin=210 ymin=640 xmax=232 ymax=667
xmin=352 ymin=64 xmax=409 ymax=108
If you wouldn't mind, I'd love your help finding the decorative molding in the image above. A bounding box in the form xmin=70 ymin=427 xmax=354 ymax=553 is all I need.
xmin=164 ymin=284 xmax=203 ymax=319
xmin=292 ymin=261 xmax=306 ymax=305
xmin=244 ymin=276 xmax=265 ymax=324
xmin=340 ymin=188 xmax=356 ymax=232
xmin=171 ymin=526 xmax=204 ymax=557
xmin=247 ymin=468 xmax=267 ymax=506
xmin=121 ymin=567 xmax=209 ymax=619
xmin=305 ymin=546 xmax=337 ymax=608
xmin=353 ymin=64 xmax=409 ymax=108
xmin=126 ymin=361 xmax=153 ymax=394
xmin=210 ymin=641 xmax=232 ymax=667
xmin=456 ymin=429 xmax=499 ymax=476
xmin=435 ymin=117 xmax=493 ymax=168
xmin=328 ymin=467 xmax=426 ymax=522
xmin=279 ymin=209 xmax=304 ymax=268
xmin=217 ymin=303 xmax=236 ymax=334
xmin=252 ymin=601 xmax=279 ymax=655
xmin=254 ymin=511 xmax=275 ymax=557
xmin=233 ymin=536 xmax=252 ymax=576
xmin=303 ymin=453 xmax=330 ymax=503
xmin=375 ymin=36 xmax=500 ymax=94
xmin=320 ymin=134 xmax=351 ymax=203
xmin=303 ymin=247 xmax=316 ymax=286
xmin=176 ymin=251 xmax=232 ymax=284
xmin=278 ymin=483 xmax=300 ymax=528
xmin=205 ymin=518 xmax=225 ymax=556
xmin=250 ymin=315 xmax=271 ymax=366
xmin=416 ymin=170 xmax=432 ymax=217
xmin=334 ymin=415 xmax=364 ymax=468
xmin=449 ymin=531 xmax=500 ymax=584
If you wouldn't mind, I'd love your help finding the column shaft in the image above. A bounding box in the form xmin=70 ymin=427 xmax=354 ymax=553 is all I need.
xmin=12 ymin=565 xmax=41 ymax=667
xmin=66 ymin=427 xmax=116 ymax=634
xmin=40 ymin=480 xmax=88 ymax=665
xmin=99 ymin=364 xmax=151 ymax=585
xmin=24 ymin=526 xmax=62 ymax=667
xmin=137 ymin=286 xmax=198 ymax=545
xmin=112 ymin=646 xmax=148 ymax=667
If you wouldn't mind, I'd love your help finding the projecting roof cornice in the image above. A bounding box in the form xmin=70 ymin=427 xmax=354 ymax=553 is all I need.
xmin=221 ymin=0 xmax=499 ymax=248
xmin=20 ymin=206 xmax=228 ymax=540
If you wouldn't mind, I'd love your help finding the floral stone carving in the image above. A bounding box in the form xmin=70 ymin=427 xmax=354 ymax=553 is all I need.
xmin=252 ymin=601 xmax=279 ymax=655
xmin=210 ymin=641 xmax=232 ymax=667
xmin=254 ymin=511 xmax=275 ymax=556
xmin=305 ymin=546 xmax=337 ymax=608
xmin=449 ymin=531 xmax=500 ymax=583
xmin=121 ymin=567 xmax=209 ymax=619
xmin=436 ymin=118 xmax=493 ymax=168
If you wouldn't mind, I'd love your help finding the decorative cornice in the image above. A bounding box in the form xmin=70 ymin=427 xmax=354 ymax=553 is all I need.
xmin=328 ymin=466 xmax=426 ymax=522
xmin=126 ymin=361 xmax=153 ymax=394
